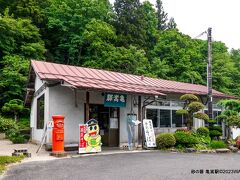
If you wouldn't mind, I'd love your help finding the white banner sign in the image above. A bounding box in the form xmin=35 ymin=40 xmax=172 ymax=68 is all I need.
xmin=47 ymin=121 xmax=54 ymax=130
xmin=143 ymin=119 xmax=156 ymax=148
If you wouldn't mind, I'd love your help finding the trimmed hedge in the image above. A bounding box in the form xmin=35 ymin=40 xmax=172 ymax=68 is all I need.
xmin=209 ymin=130 xmax=222 ymax=139
xmin=209 ymin=126 xmax=222 ymax=133
xmin=196 ymin=127 xmax=209 ymax=137
xmin=174 ymin=131 xmax=198 ymax=147
xmin=156 ymin=133 xmax=176 ymax=149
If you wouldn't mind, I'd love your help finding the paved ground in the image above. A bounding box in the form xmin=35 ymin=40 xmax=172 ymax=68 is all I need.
xmin=0 ymin=140 xmax=57 ymax=163
xmin=2 ymin=152 xmax=240 ymax=180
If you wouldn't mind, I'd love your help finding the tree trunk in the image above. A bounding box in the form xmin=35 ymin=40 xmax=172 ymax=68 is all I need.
xmin=14 ymin=114 xmax=17 ymax=121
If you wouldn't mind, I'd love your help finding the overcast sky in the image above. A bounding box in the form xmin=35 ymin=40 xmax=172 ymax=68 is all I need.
xmin=110 ymin=0 xmax=240 ymax=50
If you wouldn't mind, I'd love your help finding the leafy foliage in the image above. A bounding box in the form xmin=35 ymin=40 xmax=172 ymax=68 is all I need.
xmin=0 ymin=116 xmax=18 ymax=133
xmin=0 ymin=9 xmax=46 ymax=58
xmin=156 ymin=133 xmax=176 ymax=149
xmin=196 ymin=127 xmax=209 ymax=137
xmin=2 ymin=99 xmax=25 ymax=120
xmin=218 ymin=99 xmax=240 ymax=129
xmin=114 ymin=0 xmax=147 ymax=48
xmin=180 ymin=94 xmax=199 ymax=102
xmin=194 ymin=113 xmax=209 ymax=121
xmin=176 ymin=109 xmax=188 ymax=115
xmin=174 ymin=131 xmax=198 ymax=147
xmin=209 ymin=130 xmax=222 ymax=139
xmin=156 ymin=0 xmax=168 ymax=30
xmin=210 ymin=140 xmax=227 ymax=149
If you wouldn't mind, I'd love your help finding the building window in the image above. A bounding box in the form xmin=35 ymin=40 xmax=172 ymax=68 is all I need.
xmin=37 ymin=94 xmax=44 ymax=129
xmin=146 ymin=109 xmax=158 ymax=127
xmin=160 ymin=110 xmax=171 ymax=127
xmin=146 ymin=108 xmax=187 ymax=128
xmin=214 ymin=110 xmax=222 ymax=125
xmin=172 ymin=110 xmax=184 ymax=127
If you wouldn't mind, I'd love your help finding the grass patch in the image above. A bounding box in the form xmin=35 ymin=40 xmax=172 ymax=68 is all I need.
xmin=0 ymin=156 xmax=24 ymax=173
xmin=210 ymin=140 xmax=227 ymax=149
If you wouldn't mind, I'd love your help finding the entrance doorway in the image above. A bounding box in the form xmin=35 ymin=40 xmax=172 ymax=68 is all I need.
xmin=86 ymin=104 xmax=120 ymax=147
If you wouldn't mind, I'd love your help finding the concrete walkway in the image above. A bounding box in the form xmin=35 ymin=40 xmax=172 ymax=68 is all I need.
xmin=0 ymin=140 xmax=58 ymax=163
xmin=0 ymin=140 xmax=150 ymax=163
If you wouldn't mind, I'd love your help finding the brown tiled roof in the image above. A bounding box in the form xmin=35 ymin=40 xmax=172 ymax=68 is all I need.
xmin=30 ymin=60 xmax=233 ymax=98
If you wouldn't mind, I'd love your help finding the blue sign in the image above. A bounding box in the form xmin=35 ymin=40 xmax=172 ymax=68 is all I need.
xmin=104 ymin=93 xmax=127 ymax=107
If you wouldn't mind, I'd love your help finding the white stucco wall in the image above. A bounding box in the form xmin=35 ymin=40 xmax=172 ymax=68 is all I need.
xmin=47 ymin=86 xmax=141 ymax=145
xmin=30 ymin=75 xmax=48 ymax=143
xmin=48 ymin=86 xmax=85 ymax=143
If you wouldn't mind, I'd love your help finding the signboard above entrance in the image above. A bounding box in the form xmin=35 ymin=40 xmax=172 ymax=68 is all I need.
xmin=104 ymin=93 xmax=127 ymax=107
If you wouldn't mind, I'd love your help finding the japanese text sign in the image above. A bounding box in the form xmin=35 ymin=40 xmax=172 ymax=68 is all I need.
xmin=143 ymin=119 xmax=156 ymax=148
xmin=79 ymin=124 xmax=87 ymax=153
xmin=104 ymin=93 xmax=127 ymax=107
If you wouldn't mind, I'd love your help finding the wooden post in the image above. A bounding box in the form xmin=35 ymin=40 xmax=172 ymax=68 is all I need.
xmin=138 ymin=96 xmax=142 ymax=146
xmin=86 ymin=91 xmax=90 ymax=122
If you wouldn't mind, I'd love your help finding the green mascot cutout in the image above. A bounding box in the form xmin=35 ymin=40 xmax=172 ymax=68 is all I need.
xmin=84 ymin=119 xmax=101 ymax=152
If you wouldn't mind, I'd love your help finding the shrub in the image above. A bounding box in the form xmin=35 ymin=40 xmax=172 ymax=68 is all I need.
xmin=196 ymin=127 xmax=209 ymax=137
xmin=174 ymin=131 xmax=198 ymax=147
xmin=195 ymin=135 xmax=211 ymax=145
xmin=0 ymin=116 xmax=28 ymax=144
xmin=17 ymin=118 xmax=30 ymax=130
xmin=0 ymin=116 xmax=18 ymax=133
xmin=175 ymin=129 xmax=189 ymax=133
xmin=10 ymin=135 xmax=26 ymax=144
xmin=209 ymin=126 xmax=222 ymax=133
xmin=193 ymin=144 xmax=209 ymax=150
xmin=7 ymin=129 xmax=26 ymax=144
xmin=180 ymin=94 xmax=199 ymax=101
xmin=194 ymin=113 xmax=209 ymax=121
xmin=156 ymin=133 xmax=176 ymax=149
xmin=209 ymin=130 xmax=222 ymax=139
xmin=210 ymin=140 xmax=227 ymax=149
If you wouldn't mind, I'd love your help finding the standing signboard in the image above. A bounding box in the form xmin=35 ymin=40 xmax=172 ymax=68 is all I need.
xmin=79 ymin=119 xmax=102 ymax=154
xmin=143 ymin=119 xmax=156 ymax=148
xmin=79 ymin=124 xmax=87 ymax=153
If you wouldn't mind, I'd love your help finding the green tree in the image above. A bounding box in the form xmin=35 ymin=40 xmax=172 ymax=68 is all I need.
xmin=84 ymin=45 xmax=150 ymax=75
xmin=2 ymin=99 xmax=25 ymax=121
xmin=149 ymin=58 xmax=171 ymax=79
xmin=0 ymin=0 xmax=50 ymax=27
xmin=46 ymin=0 xmax=112 ymax=64
xmin=151 ymin=30 xmax=204 ymax=84
xmin=0 ymin=10 xmax=45 ymax=110
xmin=141 ymin=1 xmax=157 ymax=51
xmin=167 ymin=17 xmax=177 ymax=30
xmin=217 ymin=99 xmax=240 ymax=138
xmin=114 ymin=0 xmax=147 ymax=48
xmin=0 ymin=56 xmax=30 ymax=108
xmin=156 ymin=0 xmax=168 ymax=31
xmin=176 ymin=94 xmax=209 ymax=129
xmin=0 ymin=9 xmax=46 ymax=59
xmin=230 ymin=49 xmax=240 ymax=97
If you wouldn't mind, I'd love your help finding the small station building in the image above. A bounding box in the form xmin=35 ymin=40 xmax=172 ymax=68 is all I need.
xmin=25 ymin=60 xmax=233 ymax=148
